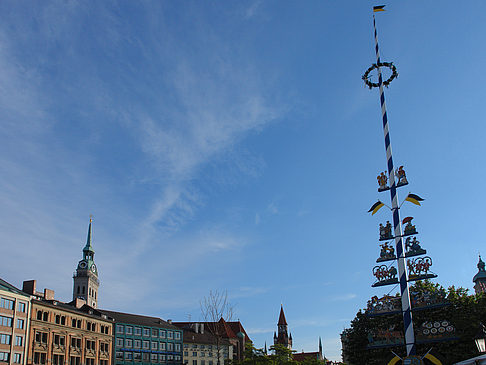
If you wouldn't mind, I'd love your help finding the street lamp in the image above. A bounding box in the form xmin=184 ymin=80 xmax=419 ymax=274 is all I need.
xmin=475 ymin=323 xmax=486 ymax=353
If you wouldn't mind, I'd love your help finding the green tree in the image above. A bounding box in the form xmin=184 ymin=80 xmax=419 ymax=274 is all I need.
xmin=342 ymin=281 xmax=486 ymax=364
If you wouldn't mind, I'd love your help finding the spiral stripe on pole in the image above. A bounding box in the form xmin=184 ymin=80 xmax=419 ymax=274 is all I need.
xmin=372 ymin=14 xmax=416 ymax=356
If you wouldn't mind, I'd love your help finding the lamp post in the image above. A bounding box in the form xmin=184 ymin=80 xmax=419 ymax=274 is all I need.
xmin=475 ymin=324 xmax=486 ymax=353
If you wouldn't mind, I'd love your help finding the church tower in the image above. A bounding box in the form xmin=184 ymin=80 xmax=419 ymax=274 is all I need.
xmin=73 ymin=218 xmax=99 ymax=308
xmin=473 ymin=255 xmax=486 ymax=294
xmin=274 ymin=305 xmax=292 ymax=349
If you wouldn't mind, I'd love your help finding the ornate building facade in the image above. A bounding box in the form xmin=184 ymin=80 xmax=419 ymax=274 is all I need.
xmin=23 ymin=280 xmax=113 ymax=365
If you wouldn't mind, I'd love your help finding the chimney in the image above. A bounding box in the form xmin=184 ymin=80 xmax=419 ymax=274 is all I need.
xmin=74 ymin=298 xmax=86 ymax=309
xmin=200 ymin=323 xmax=204 ymax=334
xmin=167 ymin=319 xmax=172 ymax=324
xmin=22 ymin=280 xmax=36 ymax=295
xmin=195 ymin=323 xmax=199 ymax=334
xmin=44 ymin=289 xmax=55 ymax=300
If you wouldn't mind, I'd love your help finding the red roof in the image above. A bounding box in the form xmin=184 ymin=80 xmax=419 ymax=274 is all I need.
xmin=278 ymin=305 xmax=287 ymax=325
xmin=293 ymin=352 xmax=320 ymax=362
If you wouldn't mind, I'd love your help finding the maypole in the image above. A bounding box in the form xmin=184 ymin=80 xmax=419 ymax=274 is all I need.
xmin=369 ymin=6 xmax=416 ymax=356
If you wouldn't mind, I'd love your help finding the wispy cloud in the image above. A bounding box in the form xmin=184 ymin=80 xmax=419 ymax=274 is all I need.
xmin=329 ymin=293 xmax=357 ymax=302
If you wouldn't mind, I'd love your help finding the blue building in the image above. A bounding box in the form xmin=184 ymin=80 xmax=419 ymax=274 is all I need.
xmin=101 ymin=310 xmax=183 ymax=365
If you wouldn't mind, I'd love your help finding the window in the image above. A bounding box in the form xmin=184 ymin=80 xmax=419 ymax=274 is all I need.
xmin=71 ymin=319 xmax=76 ymax=327
xmin=53 ymin=354 xmax=64 ymax=365
xmin=201 ymin=361 xmax=205 ymax=365
xmin=160 ymin=355 xmax=166 ymax=362
xmin=16 ymin=318 xmax=24 ymax=329
xmin=70 ymin=338 xmax=81 ymax=348
xmin=86 ymin=340 xmax=96 ymax=350
xmin=167 ymin=343 xmax=173 ymax=351
xmin=152 ymin=328 xmax=158 ymax=337
xmin=35 ymin=332 xmax=48 ymax=344
xmin=200 ymin=353 xmax=205 ymax=358
xmin=151 ymin=354 xmax=158 ymax=362
xmin=175 ymin=344 xmax=181 ymax=352
xmin=69 ymin=356 xmax=80 ymax=365
xmin=126 ymin=326 xmax=133 ymax=335
xmin=33 ymin=352 xmax=46 ymax=365
xmin=134 ymin=327 xmax=142 ymax=336
xmin=77 ymin=320 xmax=81 ymax=329
xmin=152 ymin=342 xmax=158 ymax=350
xmin=0 ymin=334 xmax=11 ymax=344
xmin=184 ymin=352 xmax=188 ymax=356
xmin=37 ymin=311 xmax=43 ymax=320
xmin=0 ymin=298 xmax=14 ymax=310
xmin=167 ymin=331 xmax=173 ymax=339
xmin=100 ymin=343 xmax=109 ymax=352
xmin=184 ymin=344 xmax=189 ymax=349
xmin=159 ymin=329 xmax=166 ymax=338
xmin=116 ymin=324 xmax=124 ymax=334
xmin=143 ymin=353 xmax=150 ymax=362
xmin=125 ymin=353 xmax=133 ymax=361
xmin=209 ymin=361 xmax=213 ymax=365
xmin=116 ymin=352 xmax=123 ymax=361
xmin=208 ymin=346 xmax=212 ymax=350
xmin=13 ymin=353 xmax=22 ymax=363
xmin=116 ymin=338 xmax=123 ymax=347
xmin=125 ymin=339 xmax=133 ymax=348
xmin=174 ymin=332 xmax=181 ymax=340
xmin=167 ymin=355 xmax=173 ymax=361
xmin=54 ymin=315 xmax=66 ymax=325
xmin=134 ymin=340 xmax=141 ymax=348
xmin=86 ymin=358 xmax=95 ymax=365
xmin=160 ymin=342 xmax=166 ymax=351
xmin=17 ymin=302 xmax=26 ymax=313
xmin=134 ymin=353 xmax=142 ymax=362
xmin=200 ymin=345 xmax=205 ymax=349
xmin=0 ymin=352 xmax=10 ymax=362
xmin=175 ymin=356 xmax=181 ymax=361
xmin=208 ymin=353 xmax=213 ymax=358
xmin=192 ymin=345 xmax=197 ymax=349
xmin=192 ymin=352 xmax=197 ymax=357
xmin=101 ymin=360 xmax=108 ymax=365
xmin=15 ymin=336 xmax=23 ymax=346
xmin=143 ymin=340 xmax=150 ymax=349
xmin=143 ymin=328 xmax=150 ymax=337
xmin=54 ymin=335 xmax=65 ymax=346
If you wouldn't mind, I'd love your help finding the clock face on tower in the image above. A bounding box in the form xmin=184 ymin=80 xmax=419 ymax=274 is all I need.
xmin=78 ymin=261 xmax=88 ymax=269
xmin=91 ymin=264 xmax=97 ymax=274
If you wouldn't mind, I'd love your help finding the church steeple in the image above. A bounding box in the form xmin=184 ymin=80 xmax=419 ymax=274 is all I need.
xmin=473 ymin=255 xmax=486 ymax=294
xmin=274 ymin=305 xmax=292 ymax=349
xmin=73 ymin=218 xmax=100 ymax=308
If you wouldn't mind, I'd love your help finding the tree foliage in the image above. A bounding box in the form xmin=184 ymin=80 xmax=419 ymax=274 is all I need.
xmin=341 ymin=281 xmax=486 ymax=364
xmin=232 ymin=343 xmax=328 ymax=365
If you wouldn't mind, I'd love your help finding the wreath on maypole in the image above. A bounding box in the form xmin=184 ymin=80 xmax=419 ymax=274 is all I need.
xmin=362 ymin=62 xmax=398 ymax=89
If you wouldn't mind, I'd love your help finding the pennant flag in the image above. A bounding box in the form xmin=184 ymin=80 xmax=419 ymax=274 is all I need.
xmin=373 ymin=5 xmax=386 ymax=12
xmin=405 ymin=193 xmax=425 ymax=206
xmin=368 ymin=201 xmax=385 ymax=215
xmin=402 ymin=216 xmax=413 ymax=224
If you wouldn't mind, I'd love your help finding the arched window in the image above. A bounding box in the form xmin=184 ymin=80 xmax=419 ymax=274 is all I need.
xmin=82 ymin=286 xmax=85 ymax=294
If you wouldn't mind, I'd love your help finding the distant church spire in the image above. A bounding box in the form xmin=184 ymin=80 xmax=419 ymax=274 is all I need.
xmin=274 ymin=305 xmax=292 ymax=349
xmin=319 ymin=337 xmax=323 ymax=359
xmin=73 ymin=217 xmax=100 ymax=308
xmin=473 ymin=254 xmax=486 ymax=294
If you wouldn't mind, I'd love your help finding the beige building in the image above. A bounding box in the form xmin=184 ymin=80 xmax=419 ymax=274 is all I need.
xmin=0 ymin=278 xmax=31 ymax=365
xmin=173 ymin=323 xmax=232 ymax=365
xmin=22 ymin=280 xmax=113 ymax=365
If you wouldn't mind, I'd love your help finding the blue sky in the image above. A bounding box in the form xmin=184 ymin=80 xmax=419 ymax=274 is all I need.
xmin=1 ymin=1 xmax=486 ymax=361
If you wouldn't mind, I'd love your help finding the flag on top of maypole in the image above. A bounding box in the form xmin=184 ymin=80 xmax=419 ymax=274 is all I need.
xmin=373 ymin=5 xmax=386 ymax=12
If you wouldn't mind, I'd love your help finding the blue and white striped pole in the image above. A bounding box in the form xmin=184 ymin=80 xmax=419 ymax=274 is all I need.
xmin=372 ymin=13 xmax=416 ymax=356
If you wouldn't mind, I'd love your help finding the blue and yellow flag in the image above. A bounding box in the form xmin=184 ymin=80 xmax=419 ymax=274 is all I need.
xmin=405 ymin=193 xmax=424 ymax=206
xmin=368 ymin=201 xmax=385 ymax=215
xmin=373 ymin=5 xmax=386 ymax=12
